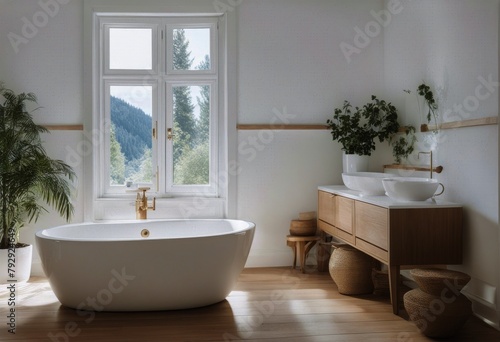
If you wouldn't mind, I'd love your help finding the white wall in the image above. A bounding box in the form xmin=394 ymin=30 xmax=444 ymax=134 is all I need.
xmin=383 ymin=0 xmax=500 ymax=328
xmin=236 ymin=0 xmax=386 ymax=266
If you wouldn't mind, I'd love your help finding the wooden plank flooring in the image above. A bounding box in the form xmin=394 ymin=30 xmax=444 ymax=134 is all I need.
xmin=1 ymin=267 xmax=499 ymax=341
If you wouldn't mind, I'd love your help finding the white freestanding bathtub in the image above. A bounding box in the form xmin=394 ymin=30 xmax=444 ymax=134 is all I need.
xmin=36 ymin=219 xmax=255 ymax=311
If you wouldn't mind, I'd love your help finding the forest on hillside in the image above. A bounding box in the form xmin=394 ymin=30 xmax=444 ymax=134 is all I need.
xmin=111 ymin=96 xmax=152 ymax=162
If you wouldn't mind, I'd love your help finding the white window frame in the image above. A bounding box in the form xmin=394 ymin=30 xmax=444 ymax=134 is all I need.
xmin=95 ymin=15 xmax=220 ymax=199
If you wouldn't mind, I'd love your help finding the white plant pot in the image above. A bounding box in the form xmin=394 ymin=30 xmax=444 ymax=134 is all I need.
xmin=0 ymin=244 xmax=32 ymax=284
xmin=342 ymin=153 xmax=369 ymax=173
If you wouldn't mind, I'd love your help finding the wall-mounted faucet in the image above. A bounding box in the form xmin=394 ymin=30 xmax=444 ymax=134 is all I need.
xmin=417 ymin=151 xmax=433 ymax=179
xmin=135 ymin=187 xmax=156 ymax=219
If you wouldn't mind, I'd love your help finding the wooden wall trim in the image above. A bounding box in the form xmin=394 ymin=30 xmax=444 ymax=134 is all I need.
xmin=237 ymin=117 xmax=498 ymax=132
xmin=237 ymin=124 xmax=328 ymax=130
xmin=384 ymin=164 xmax=443 ymax=174
xmin=421 ymin=116 xmax=498 ymax=132
xmin=42 ymin=125 xmax=84 ymax=131
xmin=44 ymin=117 xmax=497 ymax=132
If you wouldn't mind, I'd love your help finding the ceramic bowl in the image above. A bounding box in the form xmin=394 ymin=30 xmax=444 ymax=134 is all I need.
xmin=342 ymin=172 xmax=398 ymax=196
xmin=382 ymin=177 xmax=444 ymax=201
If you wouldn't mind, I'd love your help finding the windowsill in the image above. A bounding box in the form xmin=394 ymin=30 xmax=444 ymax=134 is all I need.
xmin=93 ymin=196 xmax=225 ymax=220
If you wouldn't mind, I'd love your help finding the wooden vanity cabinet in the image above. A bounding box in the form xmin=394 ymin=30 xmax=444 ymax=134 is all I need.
xmin=317 ymin=189 xmax=463 ymax=315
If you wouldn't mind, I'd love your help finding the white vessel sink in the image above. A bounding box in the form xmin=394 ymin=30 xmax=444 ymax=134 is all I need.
xmin=342 ymin=172 xmax=398 ymax=196
xmin=382 ymin=177 xmax=444 ymax=201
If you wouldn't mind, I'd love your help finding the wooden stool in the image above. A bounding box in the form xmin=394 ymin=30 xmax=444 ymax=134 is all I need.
xmin=286 ymin=235 xmax=320 ymax=273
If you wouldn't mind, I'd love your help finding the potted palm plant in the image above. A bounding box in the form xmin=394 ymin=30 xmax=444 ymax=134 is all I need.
xmin=327 ymin=95 xmax=400 ymax=172
xmin=0 ymin=82 xmax=75 ymax=283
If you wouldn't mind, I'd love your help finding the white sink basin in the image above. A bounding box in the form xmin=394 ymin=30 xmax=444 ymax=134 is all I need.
xmin=342 ymin=172 xmax=398 ymax=196
xmin=382 ymin=177 xmax=444 ymax=201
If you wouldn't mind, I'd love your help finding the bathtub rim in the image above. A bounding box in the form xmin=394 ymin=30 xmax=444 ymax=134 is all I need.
xmin=35 ymin=218 xmax=255 ymax=242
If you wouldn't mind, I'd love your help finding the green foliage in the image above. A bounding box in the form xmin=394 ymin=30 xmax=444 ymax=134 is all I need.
xmin=174 ymin=142 xmax=209 ymax=185
xmin=173 ymin=29 xmax=194 ymax=70
xmin=327 ymin=96 xmax=400 ymax=156
xmin=195 ymin=55 xmax=211 ymax=146
xmin=0 ymin=83 xmax=75 ymax=248
xmin=172 ymin=29 xmax=197 ymax=166
xmin=390 ymin=125 xmax=417 ymax=163
xmin=390 ymin=82 xmax=438 ymax=163
xmin=173 ymin=85 xmax=196 ymax=160
xmin=128 ymin=148 xmax=153 ymax=183
xmin=110 ymin=124 xmax=125 ymax=185
xmin=417 ymin=83 xmax=438 ymax=126
xmin=406 ymin=83 xmax=438 ymax=129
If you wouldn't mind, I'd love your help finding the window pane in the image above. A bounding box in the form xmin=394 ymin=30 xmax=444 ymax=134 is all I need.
xmin=172 ymin=28 xmax=211 ymax=71
xmin=109 ymin=86 xmax=153 ymax=187
xmin=109 ymin=28 xmax=152 ymax=70
xmin=172 ymin=85 xmax=210 ymax=185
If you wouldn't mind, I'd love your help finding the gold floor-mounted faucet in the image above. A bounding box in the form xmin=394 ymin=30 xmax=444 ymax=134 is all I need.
xmin=418 ymin=151 xmax=433 ymax=179
xmin=135 ymin=187 xmax=156 ymax=219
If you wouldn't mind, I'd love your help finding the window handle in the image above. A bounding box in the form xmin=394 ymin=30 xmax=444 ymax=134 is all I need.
xmin=167 ymin=128 xmax=175 ymax=141
xmin=152 ymin=121 xmax=158 ymax=139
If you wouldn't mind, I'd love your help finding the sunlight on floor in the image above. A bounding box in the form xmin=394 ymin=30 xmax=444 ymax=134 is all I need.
xmin=0 ymin=279 xmax=59 ymax=307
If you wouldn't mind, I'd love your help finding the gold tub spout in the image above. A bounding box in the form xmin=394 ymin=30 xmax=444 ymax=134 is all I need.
xmin=135 ymin=187 xmax=156 ymax=219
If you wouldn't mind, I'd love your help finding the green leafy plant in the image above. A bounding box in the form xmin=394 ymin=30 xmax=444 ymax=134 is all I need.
xmin=0 ymin=83 xmax=76 ymax=249
xmin=417 ymin=83 xmax=438 ymax=126
xmin=327 ymin=96 xmax=400 ymax=156
xmin=390 ymin=125 xmax=417 ymax=163
xmin=404 ymin=83 xmax=439 ymax=130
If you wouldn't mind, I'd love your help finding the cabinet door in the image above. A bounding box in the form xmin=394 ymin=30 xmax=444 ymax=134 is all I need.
xmin=355 ymin=201 xmax=388 ymax=250
xmin=318 ymin=191 xmax=336 ymax=226
xmin=336 ymin=196 xmax=354 ymax=234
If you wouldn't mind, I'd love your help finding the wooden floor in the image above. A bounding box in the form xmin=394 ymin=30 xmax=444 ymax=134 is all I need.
xmin=1 ymin=267 xmax=499 ymax=341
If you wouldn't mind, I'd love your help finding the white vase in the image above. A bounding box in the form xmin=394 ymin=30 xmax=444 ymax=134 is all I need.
xmin=342 ymin=153 xmax=369 ymax=173
xmin=0 ymin=244 xmax=32 ymax=284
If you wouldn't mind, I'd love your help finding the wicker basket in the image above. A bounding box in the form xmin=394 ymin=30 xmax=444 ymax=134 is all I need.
xmin=410 ymin=268 xmax=471 ymax=296
xmin=404 ymin=288 xmax=472 ymax=338
xmin=329 ymin=245 xmax=375 ymax=295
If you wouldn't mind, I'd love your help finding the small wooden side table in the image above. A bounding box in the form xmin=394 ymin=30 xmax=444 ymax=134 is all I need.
xmin=286 ymin=235 xmax=320 ymax=273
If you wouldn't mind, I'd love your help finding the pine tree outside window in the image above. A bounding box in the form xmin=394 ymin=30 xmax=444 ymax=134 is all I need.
xmin=96 ymin=16 xmax=219 ymax=197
